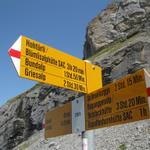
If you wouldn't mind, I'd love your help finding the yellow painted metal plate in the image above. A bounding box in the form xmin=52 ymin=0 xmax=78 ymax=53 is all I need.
xmin=45 ymin=102 xmax=72 ymax=138
xmin=20 ymin=36 xmax=102 ymax=93
xmin=85 ymin=70 xmax=150 ymax=130
xmin=85 ymin=62 xmax=102 ymax=95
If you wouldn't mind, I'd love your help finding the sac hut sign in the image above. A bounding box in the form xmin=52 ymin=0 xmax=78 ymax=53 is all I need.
xmin=8 ymin=36 xmax=102 ymax=93
xmin=85 ymin=69 xmax=150 ymax=130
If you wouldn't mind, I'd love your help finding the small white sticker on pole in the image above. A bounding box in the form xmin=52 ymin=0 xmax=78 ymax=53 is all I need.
xmin=72 ymin=96 xmax=85 ymax=133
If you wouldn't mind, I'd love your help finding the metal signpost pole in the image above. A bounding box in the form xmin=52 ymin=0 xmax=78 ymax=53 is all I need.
xmin=82 ymin=131 xmax=88 ymax=150
xmin=82 ymin=60 xmax=95 ymax=150
xmin=82 ymin=130 xmax=95 ymax=150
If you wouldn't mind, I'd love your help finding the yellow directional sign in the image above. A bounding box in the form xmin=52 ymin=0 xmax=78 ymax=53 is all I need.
xmin=9 ymin=36 xmax=102 ymax=93
xmin=45 ymin=97 xmax=85 ymax=139
xmin=85 ymin=70 xmax=150 ymax=130
xmin=45 ymin=102 xmax=72 ymax=138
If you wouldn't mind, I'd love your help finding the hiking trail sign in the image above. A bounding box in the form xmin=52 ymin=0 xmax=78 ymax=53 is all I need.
xmin=8 ymin=36 xmax=150 ymax=140
xmin=8 ymin=35 xmax=102 ymax=93
xmin=44 ymin=69 xmax=150 ymax=139
xmin=85 ymin=69 xmax=150 ymax=130
xmin=45 ymin=97 xmax=85 ymax=138
xmin=45 ymin=102 xmax=72 ymax=138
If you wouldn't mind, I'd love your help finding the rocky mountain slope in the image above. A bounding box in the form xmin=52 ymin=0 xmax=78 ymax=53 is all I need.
xmin=84 ymin=0 xmax=150 ymax=59
xmin=0 ymin=0 xmax=150 ymax=149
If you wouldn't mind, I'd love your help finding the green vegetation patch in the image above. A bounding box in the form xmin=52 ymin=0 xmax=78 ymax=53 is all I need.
xmin=119 ymin=143 xmax=127 ymax=150
xmin=17 ymin=143 xmax=30 ymax=150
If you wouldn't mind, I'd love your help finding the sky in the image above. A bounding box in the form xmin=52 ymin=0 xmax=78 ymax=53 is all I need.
xmin=0 ymin=0 xmax=111 ymax=106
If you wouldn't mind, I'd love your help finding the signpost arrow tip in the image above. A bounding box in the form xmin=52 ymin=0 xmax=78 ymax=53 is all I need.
xmin=8 ymin=36 xmax=22 ymax=75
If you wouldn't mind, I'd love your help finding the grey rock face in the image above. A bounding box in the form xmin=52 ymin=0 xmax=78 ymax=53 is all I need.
xmin=94 ymin=41 xmax=150 ymax=85
xmin=84 ymin=0 xmax=150 ymax=58
xmin=0 ymin=84 xmax=78 ymax=150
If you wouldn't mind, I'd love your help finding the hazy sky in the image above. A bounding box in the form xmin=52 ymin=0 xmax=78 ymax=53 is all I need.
xmin=0 ymin=0 xmax=111 ymax=106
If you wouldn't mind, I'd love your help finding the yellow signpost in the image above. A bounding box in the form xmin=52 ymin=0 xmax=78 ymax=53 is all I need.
xmin=45 ymin=102 xmax=72 ymax=138
xmin=9 ymin=35 xmax=102 ymax=93
xmin=85 ymin=69 xmax=150 ymax=130
xmin=9 ymin=36 xmax=150 ymax=145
